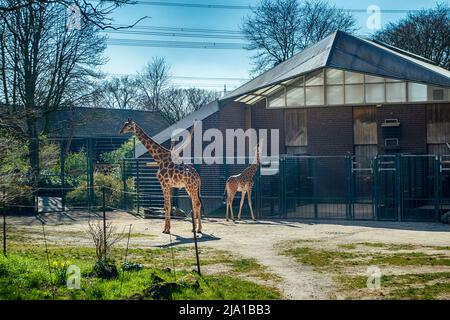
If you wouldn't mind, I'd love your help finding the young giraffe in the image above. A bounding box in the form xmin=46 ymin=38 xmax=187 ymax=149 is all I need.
xmin=119 ymin=118 xmax=203 ymax=234
xmin=224 ymin=142 xmax=262 ymax=222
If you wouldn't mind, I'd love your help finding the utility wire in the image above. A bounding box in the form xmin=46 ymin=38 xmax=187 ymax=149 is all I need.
xmin=106 ymin=38 xmax=246 ymax=49
xmin=132 ymin=1 xmax=421 ymax=13
xmin=104 ymin=29 xmax=246 ymax=40
xmin=109 ymin=24 xmax=242 ymax=35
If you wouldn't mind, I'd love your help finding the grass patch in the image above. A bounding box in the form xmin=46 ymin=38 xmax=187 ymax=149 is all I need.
xmin=0 ymin=254 xmax=279 ymax=300
xmin=338 ymin=272 xmax=450 ymax=300
xmin=0 ymin=241 xmax=280 ymax=300
xmin=337 ymin=244 xmax=357 ymax=250
xmin=282 ymin=240 xmax=450 ymax=299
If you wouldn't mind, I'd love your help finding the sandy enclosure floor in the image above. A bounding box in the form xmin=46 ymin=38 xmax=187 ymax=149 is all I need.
xmin=6 ymin=211 xmax=450 ymax=299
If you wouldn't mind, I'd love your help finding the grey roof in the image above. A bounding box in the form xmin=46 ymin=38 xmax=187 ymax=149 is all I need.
xmin=46 ymin=107 xmax=170 ymax=138
xmin=221 ymin=30 xmax=450 ymax=101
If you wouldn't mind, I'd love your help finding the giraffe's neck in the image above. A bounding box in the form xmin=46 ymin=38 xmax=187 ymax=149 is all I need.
xmin=242 ymin=151 xmax=260 ymax=178
xmin=133 ymin=124 xmax=170 ymax=163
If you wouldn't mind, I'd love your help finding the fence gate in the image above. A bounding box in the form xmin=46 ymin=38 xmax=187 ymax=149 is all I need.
xmin=440 ymin=155 xmax=450 ymax=216
xmin=400 ymin=155 xmax=439 ymax=222
xmin=350 ymin=156 xmax=375 ymax=220
xmin=374 ymin=155 xmax=398 ymax=220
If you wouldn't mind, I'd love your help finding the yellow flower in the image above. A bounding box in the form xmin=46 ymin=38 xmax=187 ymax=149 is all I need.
xmin=52 ymin=261 xmax=58 ymax=267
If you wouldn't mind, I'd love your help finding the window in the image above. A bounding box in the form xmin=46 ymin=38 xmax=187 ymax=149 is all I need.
xmin=306 ymin=86 xmax=324 ymax=106
xmin=326 ymin=69 xmax=343 ymax=85
xmin=408 ymin=82 xmax=427 ymax=101
xmin=366 ymin=83 xmax=385 ymax=103
xmin=386 ymin=82 xmax=406 ymax=102
xmin=326 ymin=85 xmax=344 ymax=105
xmin=345 ymin=84 xmax=364 ymax=104
xmin=345 ymin=71 xmax=364 ymax=84
xmin=268 ymin=88 xmax=285 ymax=108
xmin=287 ymin=86 xmax=305 ymax=107
xmin=365 ymin=74 xmax=384 ymax=83
xmin=305 ymin=70 xmax=324 ymax=86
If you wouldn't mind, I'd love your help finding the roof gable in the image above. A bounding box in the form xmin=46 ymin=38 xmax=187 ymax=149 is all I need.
xmin=222 ymin=30 xmax=450 ymax=101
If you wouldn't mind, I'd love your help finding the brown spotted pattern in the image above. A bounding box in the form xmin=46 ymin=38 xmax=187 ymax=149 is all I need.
xmin=119 ymin=118 xmax=203 ymax=234
xmin=224 ymin=145 xmax=260 ymax=222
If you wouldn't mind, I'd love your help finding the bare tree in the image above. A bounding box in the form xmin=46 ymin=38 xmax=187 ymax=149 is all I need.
xmin=0 ymin=2 xmax=106 ymax=181
xmin=373 ymin=3 xmax=449 ymax=70
xmin=92 ymin=75 xmax=141 ymax=109
xmin=159 ymin=87 xmax=220 ymax=124
xmin=242 ymin=0 xmax=357 ymax=74
xmin=139 ymin=57 xmax=171 ymax=111
xmin=87 ymin=219 xmax=124 ymax=260
xmin=0 ymin=0 xmax=147 ymax=30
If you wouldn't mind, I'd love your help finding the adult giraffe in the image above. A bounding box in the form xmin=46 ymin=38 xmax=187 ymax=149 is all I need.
xmin=119 ymin=118 xmax=203 ymax=234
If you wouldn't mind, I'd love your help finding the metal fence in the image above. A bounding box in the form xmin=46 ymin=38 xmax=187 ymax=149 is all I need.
xmin=28 ymin=152 xmax=450 ymax=223
xmin=123 ymin=154 xmax=450 ymax=222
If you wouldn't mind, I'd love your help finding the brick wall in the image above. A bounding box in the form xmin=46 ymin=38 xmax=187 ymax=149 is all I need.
xmin=377 ymin=104 xmax=427 ymax=154
xmin=307 ymin=106 xmax=354 ymax=156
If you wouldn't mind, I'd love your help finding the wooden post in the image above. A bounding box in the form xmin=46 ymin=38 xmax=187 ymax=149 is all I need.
xmin=102 ymin=187 xmax=107 ymax=259
xmin=2 ymin=187 xmax=6 ymax=257
xmin=191 ymin=213 xmax=201 ymax=275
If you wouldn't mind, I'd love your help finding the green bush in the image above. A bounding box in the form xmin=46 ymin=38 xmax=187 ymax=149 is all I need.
xmin=66 ymin=173 xmax=135 ymax=208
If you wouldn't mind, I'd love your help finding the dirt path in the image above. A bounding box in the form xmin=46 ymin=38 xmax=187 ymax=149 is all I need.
xmin=7 ymin=212 xmax=450 ymax=299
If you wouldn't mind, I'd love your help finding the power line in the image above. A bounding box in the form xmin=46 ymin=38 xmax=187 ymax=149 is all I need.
xmin=135 ymin=1 xmax=252 ymax=10
xmin=107 ymin=73 xmax=249 ymax=82
xmin=110 ymin=24 xmax=242 ymax=35
xmin=133 ymin=1 xmax=420 ymax=13
xmin=105 ymin=29 xmax=246 ymax=40
xmin=107 ymin=38 xmax=247 ymax=49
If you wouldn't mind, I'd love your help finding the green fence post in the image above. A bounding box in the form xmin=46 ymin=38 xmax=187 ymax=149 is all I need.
xmin=136 ymin=159 xmax=140 ymax=215
xmin=122 ymin=159 xmax=127 ymax=210
xmin=395 ymin=154 xmax=402 ymax=221
xmin=346 ymin=156 xmax=353 ymax=219
xmin=372 ymin=156 xmax=379 ymax=220
xmin=278 ymin=156 xmax=285 ymax=217
xmin=255 ymin=165 xmax=261 ymax=219
xmin=312 ymin=158 xmax=318 ymax=219
xmin=434 ymin=155 xmax=440 ymax=222
xmin=60 ymin=140 xmax=65 ymax=213
xmin=87 ymin=138 xmax=95 ymax=210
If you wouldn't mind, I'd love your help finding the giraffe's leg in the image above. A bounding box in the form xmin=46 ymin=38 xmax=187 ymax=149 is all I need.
xmin=187 ymin=186 xmax=202 ymax=233
xmin=227 ymin=190 xmax=236 ymax=222
xmin=247 ymin=189 xmax=256 ymax=221
xmin=237 ymin=191 xmax=246 ymax=221
xmin=162 ymin=187 xmax=172 ymax=234
xmin=225 ymin=189 xmax=229 ymax=222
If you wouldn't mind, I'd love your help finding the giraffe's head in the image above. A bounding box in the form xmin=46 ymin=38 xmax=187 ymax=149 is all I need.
xmin=119 ymin=118 xmax=135 ymax=134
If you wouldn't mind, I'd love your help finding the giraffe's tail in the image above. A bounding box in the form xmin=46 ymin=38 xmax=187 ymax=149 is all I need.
xmin=198 ymin=188 xmax=206 ymax=218
xmin=222 ymin=184 xmax=227 ymax=204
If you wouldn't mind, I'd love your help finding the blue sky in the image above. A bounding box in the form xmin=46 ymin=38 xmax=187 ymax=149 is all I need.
xmin=102 ymin=0 xmax=441 ymax=91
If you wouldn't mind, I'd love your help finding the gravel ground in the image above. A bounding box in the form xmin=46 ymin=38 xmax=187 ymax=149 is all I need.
xmin=6 ymin=211 xmax=450 ymax=299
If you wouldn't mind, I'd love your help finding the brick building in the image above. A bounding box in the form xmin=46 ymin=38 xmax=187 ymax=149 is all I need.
xmin=133 ymin=31 xmax=450 ymax=221
xmin=137 ymin=30 xmax=450 ymax=160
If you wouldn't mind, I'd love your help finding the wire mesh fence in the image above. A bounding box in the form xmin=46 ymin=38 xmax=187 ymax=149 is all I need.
xmin=2 ymin=153 xmax=450 ymax=223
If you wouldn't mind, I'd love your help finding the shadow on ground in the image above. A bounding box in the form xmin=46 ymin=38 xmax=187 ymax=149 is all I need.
xmin=156 ymin=233 xmax=221 ymax=248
